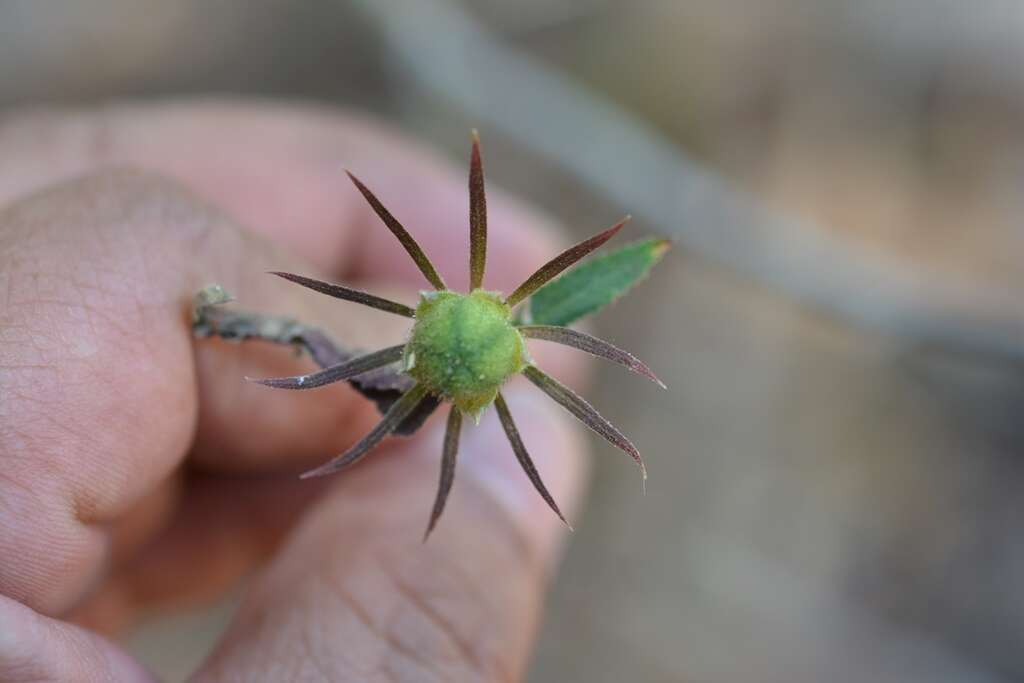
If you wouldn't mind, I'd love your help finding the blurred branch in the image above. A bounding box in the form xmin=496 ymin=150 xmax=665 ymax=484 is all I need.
xmin=351 ymin=0 xmax=1024 ymax=364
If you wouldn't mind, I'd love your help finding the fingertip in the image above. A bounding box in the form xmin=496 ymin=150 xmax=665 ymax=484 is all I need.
xmin=0 ymin=596 xmax=156 ymax=683
xmin=192 ymin=385 xmax=588 ymax=681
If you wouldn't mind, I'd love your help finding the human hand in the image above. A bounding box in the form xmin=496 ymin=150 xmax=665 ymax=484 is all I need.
xmin=0 ymin=101 xmax=589 ymax=681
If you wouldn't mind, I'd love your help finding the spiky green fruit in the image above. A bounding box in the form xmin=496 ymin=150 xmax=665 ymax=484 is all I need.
xmin=241 ymin=131 xmax=666 ymax=535
xmin=404 ymin=289 xmax=527 ymax=418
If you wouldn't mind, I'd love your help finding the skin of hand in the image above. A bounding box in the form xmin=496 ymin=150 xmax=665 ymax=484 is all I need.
xmin=0 ymin=101 xmax=590 ymax=682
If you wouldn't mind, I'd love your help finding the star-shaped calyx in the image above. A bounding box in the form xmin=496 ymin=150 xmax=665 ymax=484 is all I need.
xmin=251 ymin=131 xmax=665 ymax=538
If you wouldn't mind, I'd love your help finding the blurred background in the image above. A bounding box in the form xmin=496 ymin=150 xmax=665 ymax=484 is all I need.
xmin=3 ymin=1 xmax=1024 ymax=681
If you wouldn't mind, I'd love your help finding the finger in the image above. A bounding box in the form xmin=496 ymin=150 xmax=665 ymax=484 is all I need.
xmin=0 ymin=101 xmax=583 ymax=467
xmin=0 ymin=595 xmax=154 ymax=682
xmin=107 ymin=472 xmax=183 ymax=566
xmin=188 ymin=278 xmax=413 ymax=473
xmin=192 ymin=386 xmax=587 ymax=682
xmin=0 ymin=170 xmax=396 ymax=614
xmin=0 ymin=103 xmax=592 ymax=620
xmin=68 ymin=473 xmax=335 ymax=636
xmin=0 ymin=101 xmax=565 ymax=289
xmin=0 ymin=168 xmax=589 ymax=618
xmin=70 ymin=339 xmax=585 ymax=633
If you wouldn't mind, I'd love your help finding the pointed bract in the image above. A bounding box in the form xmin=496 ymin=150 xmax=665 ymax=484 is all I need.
xmin=523 ymin=365 xmax=646 ymax=480
xmin=424 ymin=408 xmax=463 ymax=540
xmin=346 ymin=172 xmax=447 ymax=290
xmin=212 ymin=133 xmax=671 ymax=535
xmin=301 ymin=384 xmax=430 ymax=478
xmin=518 ymin=325 xmax=665 ymax=388
xmin=248 ymin=344 xmax=405 ymax=390
xmin=505 ymin=217 xmax=629 ymax=307
xmin=495 ymin=393 xmax=571 ymax=528
xmin=271 ymin=272 xmax=415 ymax=318
xmin=469 ymin=130 xmax=487 ymax=290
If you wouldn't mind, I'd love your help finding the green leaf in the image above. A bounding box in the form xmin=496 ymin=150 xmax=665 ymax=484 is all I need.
xmin=525 ymin=238 xmax=670 ymax=326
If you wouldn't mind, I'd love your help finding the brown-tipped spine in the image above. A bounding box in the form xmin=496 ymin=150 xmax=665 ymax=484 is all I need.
xmin=495 ymin=393 xmax=572 ymax=529
xmin=300 ymin=384 xmax=430 ymax=478
xmin=270 ymin=272 xmax=415 ymax=318
xmin=346 ymin=172 xmax=447 ymax=290
xmin=424 ymin=408 xmax=463 ymax=540
xmin=517 ymin=325 xmax=666 ymax=388
xmin=468 ymin=130 xmax=487 ymax=290
xmin=247 ymin=344 xmax=405 ymax=390
xmin=522 ymin=365 xmax=646 ymax=480
xmin=505 ymin=217 xmax=629 ymax=307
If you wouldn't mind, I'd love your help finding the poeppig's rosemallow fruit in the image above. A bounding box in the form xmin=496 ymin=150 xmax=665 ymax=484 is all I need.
xmin=248 ymin=131 xmax=669 ymax=538
xmin=405 ymin=290 xmax=527 ymax=419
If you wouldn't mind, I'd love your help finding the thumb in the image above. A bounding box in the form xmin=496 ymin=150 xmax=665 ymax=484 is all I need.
xmin=0 ymin=595 xmax=155 ymax=682
xmin=191 ymin=385 xmax=588 ymax=682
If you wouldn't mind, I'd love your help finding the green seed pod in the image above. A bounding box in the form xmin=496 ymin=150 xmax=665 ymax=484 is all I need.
xmin=404 ymin=290 xmax=527 ymax=419
xmin=234 ymin=131 xmax=669 ymax=537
